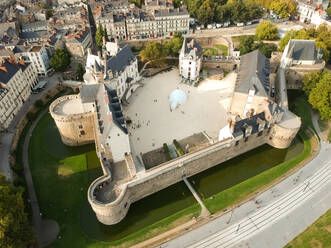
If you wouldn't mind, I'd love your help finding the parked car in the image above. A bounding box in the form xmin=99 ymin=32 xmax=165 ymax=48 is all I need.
xmin=207 ymin=24 xmax=213 ymax=29
xmin=237 ymin=22 xmax=244 ymax=27
xmin=216 ymin=23 xmax=223 ymax=28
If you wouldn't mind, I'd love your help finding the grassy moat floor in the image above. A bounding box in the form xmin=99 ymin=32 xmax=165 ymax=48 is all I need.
xmin=22 ymin=90 xmax=317 ymax=248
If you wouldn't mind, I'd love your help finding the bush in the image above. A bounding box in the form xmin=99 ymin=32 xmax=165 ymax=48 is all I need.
xmin=34 ymin=100 xmax=43 ymax=109
xmin=26 ymin=112 xmax=37 ymax=121
xmin=163 ymin=143 xmax=172 ymax=161
xmin=173 ymin=139 xmax=185 ymax=156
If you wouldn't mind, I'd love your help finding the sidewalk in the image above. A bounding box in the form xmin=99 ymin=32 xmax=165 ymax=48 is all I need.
xmin=161 ymin=117 xmax=330 ymax=248
xmin=0 ymin=73 xmax=60 ymax=181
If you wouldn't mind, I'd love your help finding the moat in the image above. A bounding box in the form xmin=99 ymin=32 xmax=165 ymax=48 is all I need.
xmin=29 ymin=113 xmax=303 ymax=245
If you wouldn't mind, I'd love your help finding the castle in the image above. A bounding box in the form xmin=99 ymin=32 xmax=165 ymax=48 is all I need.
xmin=50 ymin=41 xmax=301 ymax=225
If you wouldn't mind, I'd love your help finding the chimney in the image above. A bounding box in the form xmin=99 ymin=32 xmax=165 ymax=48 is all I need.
xmin=102 ymin=36 xmax=106 ymax=46
xmin=97 ymin=50 xmax=101 ymax=59
xmin=87 ymin=48 xmax=92 ymax=55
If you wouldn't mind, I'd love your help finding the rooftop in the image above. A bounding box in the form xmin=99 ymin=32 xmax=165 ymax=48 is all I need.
xmin=235 ymin=50 xmax=270 ymax=97
xmin=286 ymin=39 xmax=320 ymax=61
xmin=30 ymin=45 xmax=42 ymax=52
xmin=52 ymin=97 xmax=84 ymax=116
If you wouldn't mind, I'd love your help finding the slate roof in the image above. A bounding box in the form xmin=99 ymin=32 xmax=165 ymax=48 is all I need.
xmin=106 ymin=45 xmax=135 ymax=74
xmin=106 ymin=88 xmax=127 ymax=134
xmin=182 ymin=38 xmax=202 ymax=57
xmin=0 ymin=60 xmax=30 ymax=84
xmin=233 ymin=112 xmax=266 ymax=138
xmin=235 ymin=50 xmax=270 ymax=97
xmin=154 ymin=7 xmax=189 ymax=17
xmin=80 ymin=84 xmax=100 ymax=103
xmin=286 ymin=39 xmax=318 ymax=61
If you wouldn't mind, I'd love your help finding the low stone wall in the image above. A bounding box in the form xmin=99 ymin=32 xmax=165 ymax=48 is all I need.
xmin=89 ymin=129 xmax=271 ymax=225
xmin=202 ymin=61 xmax=238 ymax=71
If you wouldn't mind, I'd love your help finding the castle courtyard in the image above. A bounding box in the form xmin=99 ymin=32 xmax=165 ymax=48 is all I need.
xmin=123 ymin=69 xmax=236 ymax=157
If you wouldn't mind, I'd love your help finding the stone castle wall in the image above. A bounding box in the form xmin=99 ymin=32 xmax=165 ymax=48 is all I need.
xmin=89 ymin=124 xmax=299 ymax=225
xmin=268 ymin=122 xmax=300 ymax=149
xmin=49 ymin=95 xmax=95 ymax=146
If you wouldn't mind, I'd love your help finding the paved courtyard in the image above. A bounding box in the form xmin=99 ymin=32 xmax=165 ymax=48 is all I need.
xmin=123 ymin=69 xmax=236 ymax=156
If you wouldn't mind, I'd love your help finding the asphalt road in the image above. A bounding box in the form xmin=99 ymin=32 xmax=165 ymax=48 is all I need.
xmin=161 ymin=121 xmax=330 ymax=248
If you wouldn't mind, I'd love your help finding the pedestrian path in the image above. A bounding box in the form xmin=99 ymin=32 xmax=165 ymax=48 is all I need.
xmin=186 ymin=161 xmax=330 ymax=248
xmin=183 ymin=177 xmax=210 ymax=218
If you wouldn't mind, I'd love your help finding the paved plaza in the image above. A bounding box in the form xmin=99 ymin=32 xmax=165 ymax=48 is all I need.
xmin=123 ymin=69 xmax=236 ymax=156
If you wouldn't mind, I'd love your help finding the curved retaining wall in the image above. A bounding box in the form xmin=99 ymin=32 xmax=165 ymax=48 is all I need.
xmin=268 ymin=122 xmax=301 ymax=149
xmin=88 ymin=127 xmax=284 ymax=225
xmin=49 ymin=95 xmax=95 ymax=146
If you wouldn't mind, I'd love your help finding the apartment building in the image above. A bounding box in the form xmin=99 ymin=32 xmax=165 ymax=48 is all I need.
xmin=0 ymin=58 xmax=38 ymax=130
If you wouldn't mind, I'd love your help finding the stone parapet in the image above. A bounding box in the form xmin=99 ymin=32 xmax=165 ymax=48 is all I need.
xmin=88 ymin=129 xmax=273 ymax=225
xmin=49 ymin=95 xmax=95 ymax=146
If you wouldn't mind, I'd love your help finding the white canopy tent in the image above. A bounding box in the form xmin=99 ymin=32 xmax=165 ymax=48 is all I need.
xmin=169 ymin=89 xmax=187 ymax=111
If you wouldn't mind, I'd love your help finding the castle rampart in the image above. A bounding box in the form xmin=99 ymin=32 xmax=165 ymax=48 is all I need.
xmin=88 ymin=125 xmax=294 ymax=225
xmin=49 ymin=95 xmax=95 ymax=146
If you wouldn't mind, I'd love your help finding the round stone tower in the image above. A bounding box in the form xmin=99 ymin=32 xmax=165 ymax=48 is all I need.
xmin=49 ymin=95 xmax=95 ymax=146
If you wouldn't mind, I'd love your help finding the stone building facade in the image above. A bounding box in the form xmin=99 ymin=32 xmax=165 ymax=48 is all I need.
xmin=50 ymin=49 xmax=301 ymax=225
xmin=0 ymin=58 xmax=38 ymax=130
xmin=179 ymin=38 xmax=202 ymax=82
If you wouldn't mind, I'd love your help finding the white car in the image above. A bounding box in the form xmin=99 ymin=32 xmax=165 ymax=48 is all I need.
xmin=237 ymin=23 xmax=244 ymax=27
xmin=216 ymin=23 xmax=223 ymax=28
xmin=207 ymin=24 xmax=213 ymax=29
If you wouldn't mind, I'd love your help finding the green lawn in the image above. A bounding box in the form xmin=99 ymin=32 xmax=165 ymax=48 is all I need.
xmin=284 ymin=208 xmax=331 ymax=248
xmin=203 ymin=48 xmax=219 ymax=56
xmin=288 ymin=90 xmax=315 ymax=131
xmin=28 ymin=113 xmax=200 ymax=248
xmin=215 ymin=44 xmax=228 ymax=56
xmin=203 ymin=130 xmax=312 ymax=213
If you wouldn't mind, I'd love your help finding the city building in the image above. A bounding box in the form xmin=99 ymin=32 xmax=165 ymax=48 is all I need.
xmin=179 ymin=38 xmax=202 ymax=82
xmin=13 ymin=44 xmax=51 ymax=76
xmin=84 ymin=40 xmax=139 ymax=100
xmin=65 ymin=27 xmax=92 ymax=62
xmin=93 ymin=0 xmax=190 ymax=40
xmin=296 ymin=0 xmax=329 ymax=24
xmin=0 ymin=57 xmax=38 ymax=130
xmin=281 ymin=39 xmax=324 ymax=68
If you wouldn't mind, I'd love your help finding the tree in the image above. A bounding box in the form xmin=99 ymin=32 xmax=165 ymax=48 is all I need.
xmin=302 ymin=70 xmax=322 ymax=95
xmin=50 ymin=48 xmax=71 ymax=72
xmin=139 ymin=42 xmax=165 ymax=62
xmin=197 ymin=0 xmax=215 ymax=25
xmin=308 ymin=72 xmax=331 ymax=120
xmin=46 ymin=9 xmax=53 ymax=19
xmin=255 ymin=21 xmax=278 ymax=40
xmin=0 ymin=174 xmax=34 ymax=248
xmin=184 ymin=0 xmax=203 ymax=17
xmin=34 ymin=99 xmax=43 ymax=109
xmin=238 ymin=35 xmax=255 ymax=55
xmin=230 ymin=0 xmax=249 ymax=23
xmin=76 ymin=63 xmax=85 ymax=81
xmin=270 ymin=0 xmax=296 ymax=18
xmin=254 ymin=42 xmax=277 ymax=58
xmin=215 ymin=5 xmax=231 ymax=23
xmin=327 ymin=7 xmax=331 ymax=18
xmin=95 ymin=23 xmax=105 ymax=49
